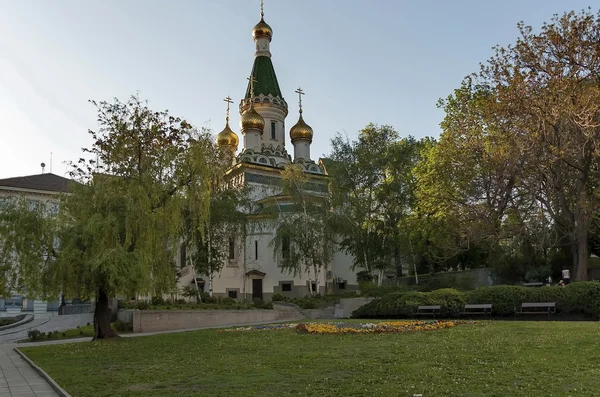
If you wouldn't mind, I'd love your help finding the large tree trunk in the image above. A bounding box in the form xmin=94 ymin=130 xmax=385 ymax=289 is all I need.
xmin=93 ymin=288 xmax=118 ymax=340
xmin=394 ymin=246 xmax=402 ymax=277
xmin=575 ymin=219 xmax=589 ymax=281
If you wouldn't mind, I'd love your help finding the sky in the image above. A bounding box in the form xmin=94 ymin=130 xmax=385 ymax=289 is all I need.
xmin=0 ymin=0 xmax=595 ymax=179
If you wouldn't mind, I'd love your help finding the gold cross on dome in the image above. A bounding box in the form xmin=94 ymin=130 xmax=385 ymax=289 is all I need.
xmin=248 ymin=75 xmax=257 ymax=98
xmin=223 ymin=96 xmax=233 ymax=120
xmin=295 ymin=87 xmax=305 ymax=113
xmin=260 ymin=0 xmax=264 ymax=18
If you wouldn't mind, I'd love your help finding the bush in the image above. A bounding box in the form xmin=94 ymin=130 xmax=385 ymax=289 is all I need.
xmin=27 ymin=329 xmax=45 ymax=341
xmin=356 ymin=270 xmax=373 ymax=283
xmin=353 ymin=282 xmax=600 ymax=319
xmin=271 ymin=293 xmax=285 ymax=302
xmin=221 ymin=297 xmax=235 ymax=305
xmin=151 ymin=296 xmax=165 ymax=306
xmin=113 ymin=320 xmax=133 ymax=332
xmin=134 ymin=301 xmax=150 ymax=310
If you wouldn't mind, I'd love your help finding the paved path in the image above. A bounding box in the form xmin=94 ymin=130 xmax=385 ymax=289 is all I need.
xmin=0 ymin=343 xmax=59 ymax=396
xmin=0 ymin=313 xmax=93 ymax=396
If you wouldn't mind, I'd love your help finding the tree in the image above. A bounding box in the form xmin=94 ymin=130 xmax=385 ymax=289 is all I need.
xmin=52 ymin=95 xmax=214 ymax=339
xmin=328 ymin=124 xmax=398 ymax=281
xmin=0 ymin=197 xmax=59 ymax=299
xmin=269 ymin=164 xmax=334 ymax=296
xmin=183 ymin=150 xmax=251 ymax=298
xmin=437 ymin=9 xmax=600 ymax=280
xmin=329 ymin=124 xmax=426 ymax=283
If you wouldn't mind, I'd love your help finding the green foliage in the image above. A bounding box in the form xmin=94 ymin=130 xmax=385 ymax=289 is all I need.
xmin=112 ymin=320 xmax=133 ymax=333
xmin=271 ymin=293 xmax=284 ymax=302
xmin=269 ymin=164 xmax=334 ymax=295
xmin=329 ymin=125 xmax=426 ymax=276
xmin=354 ymin=282 xmax=600 ymax=319
xmin=0 ymin=198 xmax=59 ymax=298
xmin=355 ymin=270 xmax=373 ymax=283
xmin=134 ymin=301 xmax=150 ymax=310
xmin=27 ymin=329 xmax=45 ymax=341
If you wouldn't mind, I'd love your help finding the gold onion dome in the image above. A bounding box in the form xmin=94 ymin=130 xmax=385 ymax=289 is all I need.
xmin=290 ymin=114 xmax=313 ymax=143
xmin=253 ymin=18 xmax=272 ymax=40
xmin=240 ymin=106 xmax=265 ymax=133
xmin=216 ymin=121 xmax=239 ymax=149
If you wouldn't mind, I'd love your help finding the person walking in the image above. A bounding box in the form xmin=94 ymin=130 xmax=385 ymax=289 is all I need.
xmin=561 ymin=268 xmax=571 ymax=285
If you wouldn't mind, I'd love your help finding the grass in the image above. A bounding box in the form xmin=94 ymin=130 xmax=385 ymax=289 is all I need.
xmin=0 ymin=316 xmax=20 ymax=327
xmin=20 ymin=321 xmax=600 ymax=397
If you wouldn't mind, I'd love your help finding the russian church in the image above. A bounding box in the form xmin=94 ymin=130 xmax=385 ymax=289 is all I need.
xmin=176 ymin=5 xmax=357 ymax=301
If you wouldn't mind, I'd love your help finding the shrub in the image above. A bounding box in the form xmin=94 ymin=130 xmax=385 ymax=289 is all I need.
xmin=221 ymin=297 xmax=235 ymax=305
xmin=134 ymin=301 xmax=150 ymax=310
xmin=271 ymin=293 xmax=285 ymax=302
xmin=151 ymin=296 xmax=165 ymax=306
xmin=27 ymin=329 xmax=44 ymax=341
xmin=356 ymin=270 xmax=373 ymax=283
xmin=352 ymin=282 xmax=600 ymax=319
xmin=113 ymin=320 xmax=133 ymax=332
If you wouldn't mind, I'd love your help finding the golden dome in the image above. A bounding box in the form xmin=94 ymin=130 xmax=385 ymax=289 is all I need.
xmin=290 ymin=114 xmax=313 ymax=143
xmin=253 ymin=18 xmax=272 ymax=41
xmin=216 ymin=121 xmax=239 ymax=150
xmin=240 ymin=105 xmax=265 ymax=133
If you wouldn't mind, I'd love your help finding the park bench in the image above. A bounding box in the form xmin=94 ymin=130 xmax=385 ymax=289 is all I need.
xmin=523 ymin=282 xmax=543 ymax=288
xmin=460 ymin=304 xmax=492 ymax=317
xmin=413 ymin=305 xmax=441 ymax=318
xmin=518 ymin=302 xmax=556 ymax=315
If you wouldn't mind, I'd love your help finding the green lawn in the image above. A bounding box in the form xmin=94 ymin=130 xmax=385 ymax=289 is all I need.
xmin=20 ymin=321 xmax=600 ymax=397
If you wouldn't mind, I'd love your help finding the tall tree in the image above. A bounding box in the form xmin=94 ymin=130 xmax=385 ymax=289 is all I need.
xmin=329 ymin=124 xmax=398 ymax=281
xmin=439 ymin=9 xmax=600 ymax=280
xmin=0 ymin=198 xmax=59 ymax=299
xmin=54 ymin=96 xmax=214 ymax=339
xmin=183 ymin=149 xmax=251 ymax=297
xmin=269 ymin=164 xmax=334 ymax=296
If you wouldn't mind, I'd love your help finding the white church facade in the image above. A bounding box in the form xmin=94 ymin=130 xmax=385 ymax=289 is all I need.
xmin=175 ymin=7 xmax=358 ymax=301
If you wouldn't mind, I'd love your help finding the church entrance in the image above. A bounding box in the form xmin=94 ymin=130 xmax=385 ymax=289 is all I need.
xmin=252 ymin=279 xmax=263 ymax=300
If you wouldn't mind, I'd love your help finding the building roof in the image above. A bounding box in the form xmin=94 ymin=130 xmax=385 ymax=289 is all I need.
xmin=244 ymin=56 xmax=283 ymax=100
xmin=0 ymin=173 xmax=72 ymax=193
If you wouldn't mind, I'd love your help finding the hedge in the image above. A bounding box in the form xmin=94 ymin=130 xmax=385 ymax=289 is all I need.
xmin=351 ymin=282 xmax=600 ymax=319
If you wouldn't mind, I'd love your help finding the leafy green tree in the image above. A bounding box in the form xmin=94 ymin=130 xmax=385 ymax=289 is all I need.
xmin=0 ymin=198 xmax=59 ymax=298
xmin=183 ymin=152 xmax=251 ymax=297
xmin=51 ymin=95 xmax=213 ymax=339
xmin=436 ymin=9 xmax=600 ymax=280
xmin=269 ymin=164 xmax=334 ymax=296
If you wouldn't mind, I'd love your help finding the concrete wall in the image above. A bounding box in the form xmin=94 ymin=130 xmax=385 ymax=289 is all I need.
xmin=126 ymin=307 xmax=303 ymax=333
xmin=334 ymin=297 xmax=374 ymax=318
xmin=59 ymin=304 xmax=95 ymax=315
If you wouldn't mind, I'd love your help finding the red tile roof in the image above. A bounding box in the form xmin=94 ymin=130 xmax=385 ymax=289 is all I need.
xmin=0 ymin=173 xmax=72 ymax=193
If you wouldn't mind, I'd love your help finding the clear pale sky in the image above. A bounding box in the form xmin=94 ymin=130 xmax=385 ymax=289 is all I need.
xmin=0 ymin=0 xmax=594 ymax=179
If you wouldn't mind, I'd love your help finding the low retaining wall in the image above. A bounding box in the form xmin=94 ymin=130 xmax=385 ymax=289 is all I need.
xmin=334 ymin=297 xmax=374 ymax=318
xmin=59 ymin=304 xmax=95 ymax=315
xmin=125 ymin=307 xmax=304 ymax=333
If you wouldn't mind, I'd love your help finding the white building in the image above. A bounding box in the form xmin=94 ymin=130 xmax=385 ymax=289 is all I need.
xmin=176 ymin=8 xmax=357 ymax=301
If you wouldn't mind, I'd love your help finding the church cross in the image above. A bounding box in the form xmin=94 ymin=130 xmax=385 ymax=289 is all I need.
xmin=248 ymin=75 xmax=258 ymax=99
xmin=223 ymin=96 xmax=233 ymax=121
xmin=260 ymin=0 xmax=264 ymax=19
xmin=295 ymin=87 xmax=305 ymax=114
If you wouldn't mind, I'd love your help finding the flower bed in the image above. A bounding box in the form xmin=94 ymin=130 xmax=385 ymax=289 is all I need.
xmin=220 ymin=320 xmax=469 ymax=334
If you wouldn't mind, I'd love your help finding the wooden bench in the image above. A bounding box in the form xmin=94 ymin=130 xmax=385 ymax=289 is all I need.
xmin=413 ymin=305 xmax=441 ymax=318
xmin=518 ymin=302 xmax=556 ymax=315
xmin=460 ymin=304 xmax=492 ymax=317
